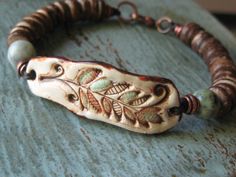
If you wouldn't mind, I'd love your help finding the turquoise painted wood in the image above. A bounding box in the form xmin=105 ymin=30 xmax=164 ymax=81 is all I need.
xmin=0 ymin=0 xmax=236 ymax=176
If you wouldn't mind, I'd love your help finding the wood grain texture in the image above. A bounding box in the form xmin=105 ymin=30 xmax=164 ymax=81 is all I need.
xmin=0 ymin=0 xmax=236 ymax=176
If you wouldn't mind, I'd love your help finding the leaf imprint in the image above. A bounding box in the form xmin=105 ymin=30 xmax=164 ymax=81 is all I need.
xmin=87 ymin=91 xmax=102 ymax=113
xmin=130 ymin=95 xmax=151 ymax=106
xmin=105 ymin=83 xmax=130 ymax=95
xmin=112 ymin=101 xmax=122 ymax=120
xmin=90 ymin=78 xmax=112 ymax=92
xmin=77 ymin=68 xmax=101 ymax=85
xmin=101 ymin=97 xmax=112 ymax=116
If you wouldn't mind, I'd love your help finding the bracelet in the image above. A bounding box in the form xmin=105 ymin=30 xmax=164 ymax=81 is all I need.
xmin=7 ymin=0 xmax=236 ymax=134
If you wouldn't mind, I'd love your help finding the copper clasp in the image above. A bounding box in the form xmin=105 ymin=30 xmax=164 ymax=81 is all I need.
xmin=117 ymin=1 xmax=178 ymax=34
xmin=117 ymin=1 xmax=156 ymax=27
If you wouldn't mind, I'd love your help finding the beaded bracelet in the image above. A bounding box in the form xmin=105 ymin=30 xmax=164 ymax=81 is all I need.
xmin=7 ymin=0 xmax=236 ymax=134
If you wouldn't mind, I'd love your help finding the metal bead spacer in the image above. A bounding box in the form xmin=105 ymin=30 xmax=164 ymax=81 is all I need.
xmin=156 ymin=16 xmax=176 ymax=34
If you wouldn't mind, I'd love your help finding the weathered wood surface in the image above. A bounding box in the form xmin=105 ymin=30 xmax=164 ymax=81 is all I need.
xmin=0 ymin=0 xmax=236 ymax=176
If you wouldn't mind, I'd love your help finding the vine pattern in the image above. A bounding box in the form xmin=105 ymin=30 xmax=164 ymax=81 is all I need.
xmin=47 ymin=64 xmax=169 ymax=127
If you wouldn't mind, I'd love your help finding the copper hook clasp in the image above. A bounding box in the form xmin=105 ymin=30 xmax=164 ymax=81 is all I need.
xmin=117 ymin=1 xmax=156 ymax=28
xmin=117 ymin=2 xmax=177 ymax=32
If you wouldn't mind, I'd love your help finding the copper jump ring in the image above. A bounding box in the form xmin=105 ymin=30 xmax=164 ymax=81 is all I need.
xmin=156 ymin=16 xmax=175 ymax=34
xmin=117 ymin=1 xmax=139 ymax=23
xmin=17 ymin=60 xmax=29 ymax=77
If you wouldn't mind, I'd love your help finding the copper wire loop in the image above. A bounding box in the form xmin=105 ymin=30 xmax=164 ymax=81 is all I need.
xmin=156 ymin=16 xmax=175 ymax=34
xmin=17 ymin=60 xmax=29 ymax=77
xmin=17 ymin=60 xmax=37 ymax=80
xmin=117 ymin=1 xmax=138 ymax=23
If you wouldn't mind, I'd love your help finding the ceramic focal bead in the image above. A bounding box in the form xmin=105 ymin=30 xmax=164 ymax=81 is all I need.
xmin=26 ymin=57 xmax=181 ymax=134
xmin=193 ymin=89 xmax=221 ymax=118
xmin=7 ymin=40 xmax=36 ymax=68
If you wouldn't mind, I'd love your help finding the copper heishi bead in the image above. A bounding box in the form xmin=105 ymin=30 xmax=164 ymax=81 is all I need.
xmin=7 ymin=0 xmax=120 ymax=46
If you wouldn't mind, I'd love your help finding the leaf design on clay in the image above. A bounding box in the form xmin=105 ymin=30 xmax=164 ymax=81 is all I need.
xmin=105 ymin=83 xmax=130 ymax=95
xmin=124 ymin=107 xmax=136 ymax=124
xmin=119 ymin=91 xmax=140 ymax=103
xmin=77 ymin=68 xmax=101 ymax=85
xmin=79 ymin=88 xmax=88 ymax=109
xmin=59 ymin=66 xmax=164 ymax=126
xmin=87 ymin=90 xmax=102 ymax=113
xmin=130 ymin=95 xmax=151 ymax=106
xmin=112 ymin=101 xmax=122 ymax=120
xmin=90 ymin=78 xmax=112 ymax=92
xmin=102 ymin=97 xmax=112 ymax=116
xmin=136 ymin=107 xmax=162 ymax=125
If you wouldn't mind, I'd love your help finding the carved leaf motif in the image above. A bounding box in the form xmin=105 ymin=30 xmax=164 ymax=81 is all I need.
xmin=90 ymin=78 xmax=112 ymax=92
xmin=77 ymin=68 xmax=101 ymax=85
xmin=87 ymin=91 xmax=102 ymax=113
xmin=112 ymin=101 xmax=122 ymax=120
xmin=124 ymin=107 xmax=136 ymax=124
xmin=79 ymin=88 xmax=88 ymax=109
xmin=136 ymin=107 xmax=162 ymax=125
xmin=101 ymin=97 xmax=112 ymax=116
xmin=130 ymin=95 xmax=151 ymax=106
xmin=119 ymin=91 xmax=139 ymax=103
xmin=105 ymin=83 xmax=130 ymax=95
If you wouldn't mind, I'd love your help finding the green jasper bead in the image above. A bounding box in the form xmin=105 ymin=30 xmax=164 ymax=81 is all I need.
xmin=193 ymin=89 xmax=221 ymax=119
xmin=7 ymin=40 xmax=36 ymax=69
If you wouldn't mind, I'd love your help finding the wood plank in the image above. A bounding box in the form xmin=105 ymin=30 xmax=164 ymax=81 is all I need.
xmin=0 ymin=0 xmax=236 ymax=176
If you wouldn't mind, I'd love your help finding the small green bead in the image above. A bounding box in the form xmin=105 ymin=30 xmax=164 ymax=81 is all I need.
xmin=8 ymin=40 xmax=36 ymax=69
xmin=193 ymin=89 xmax=221 ymax=119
